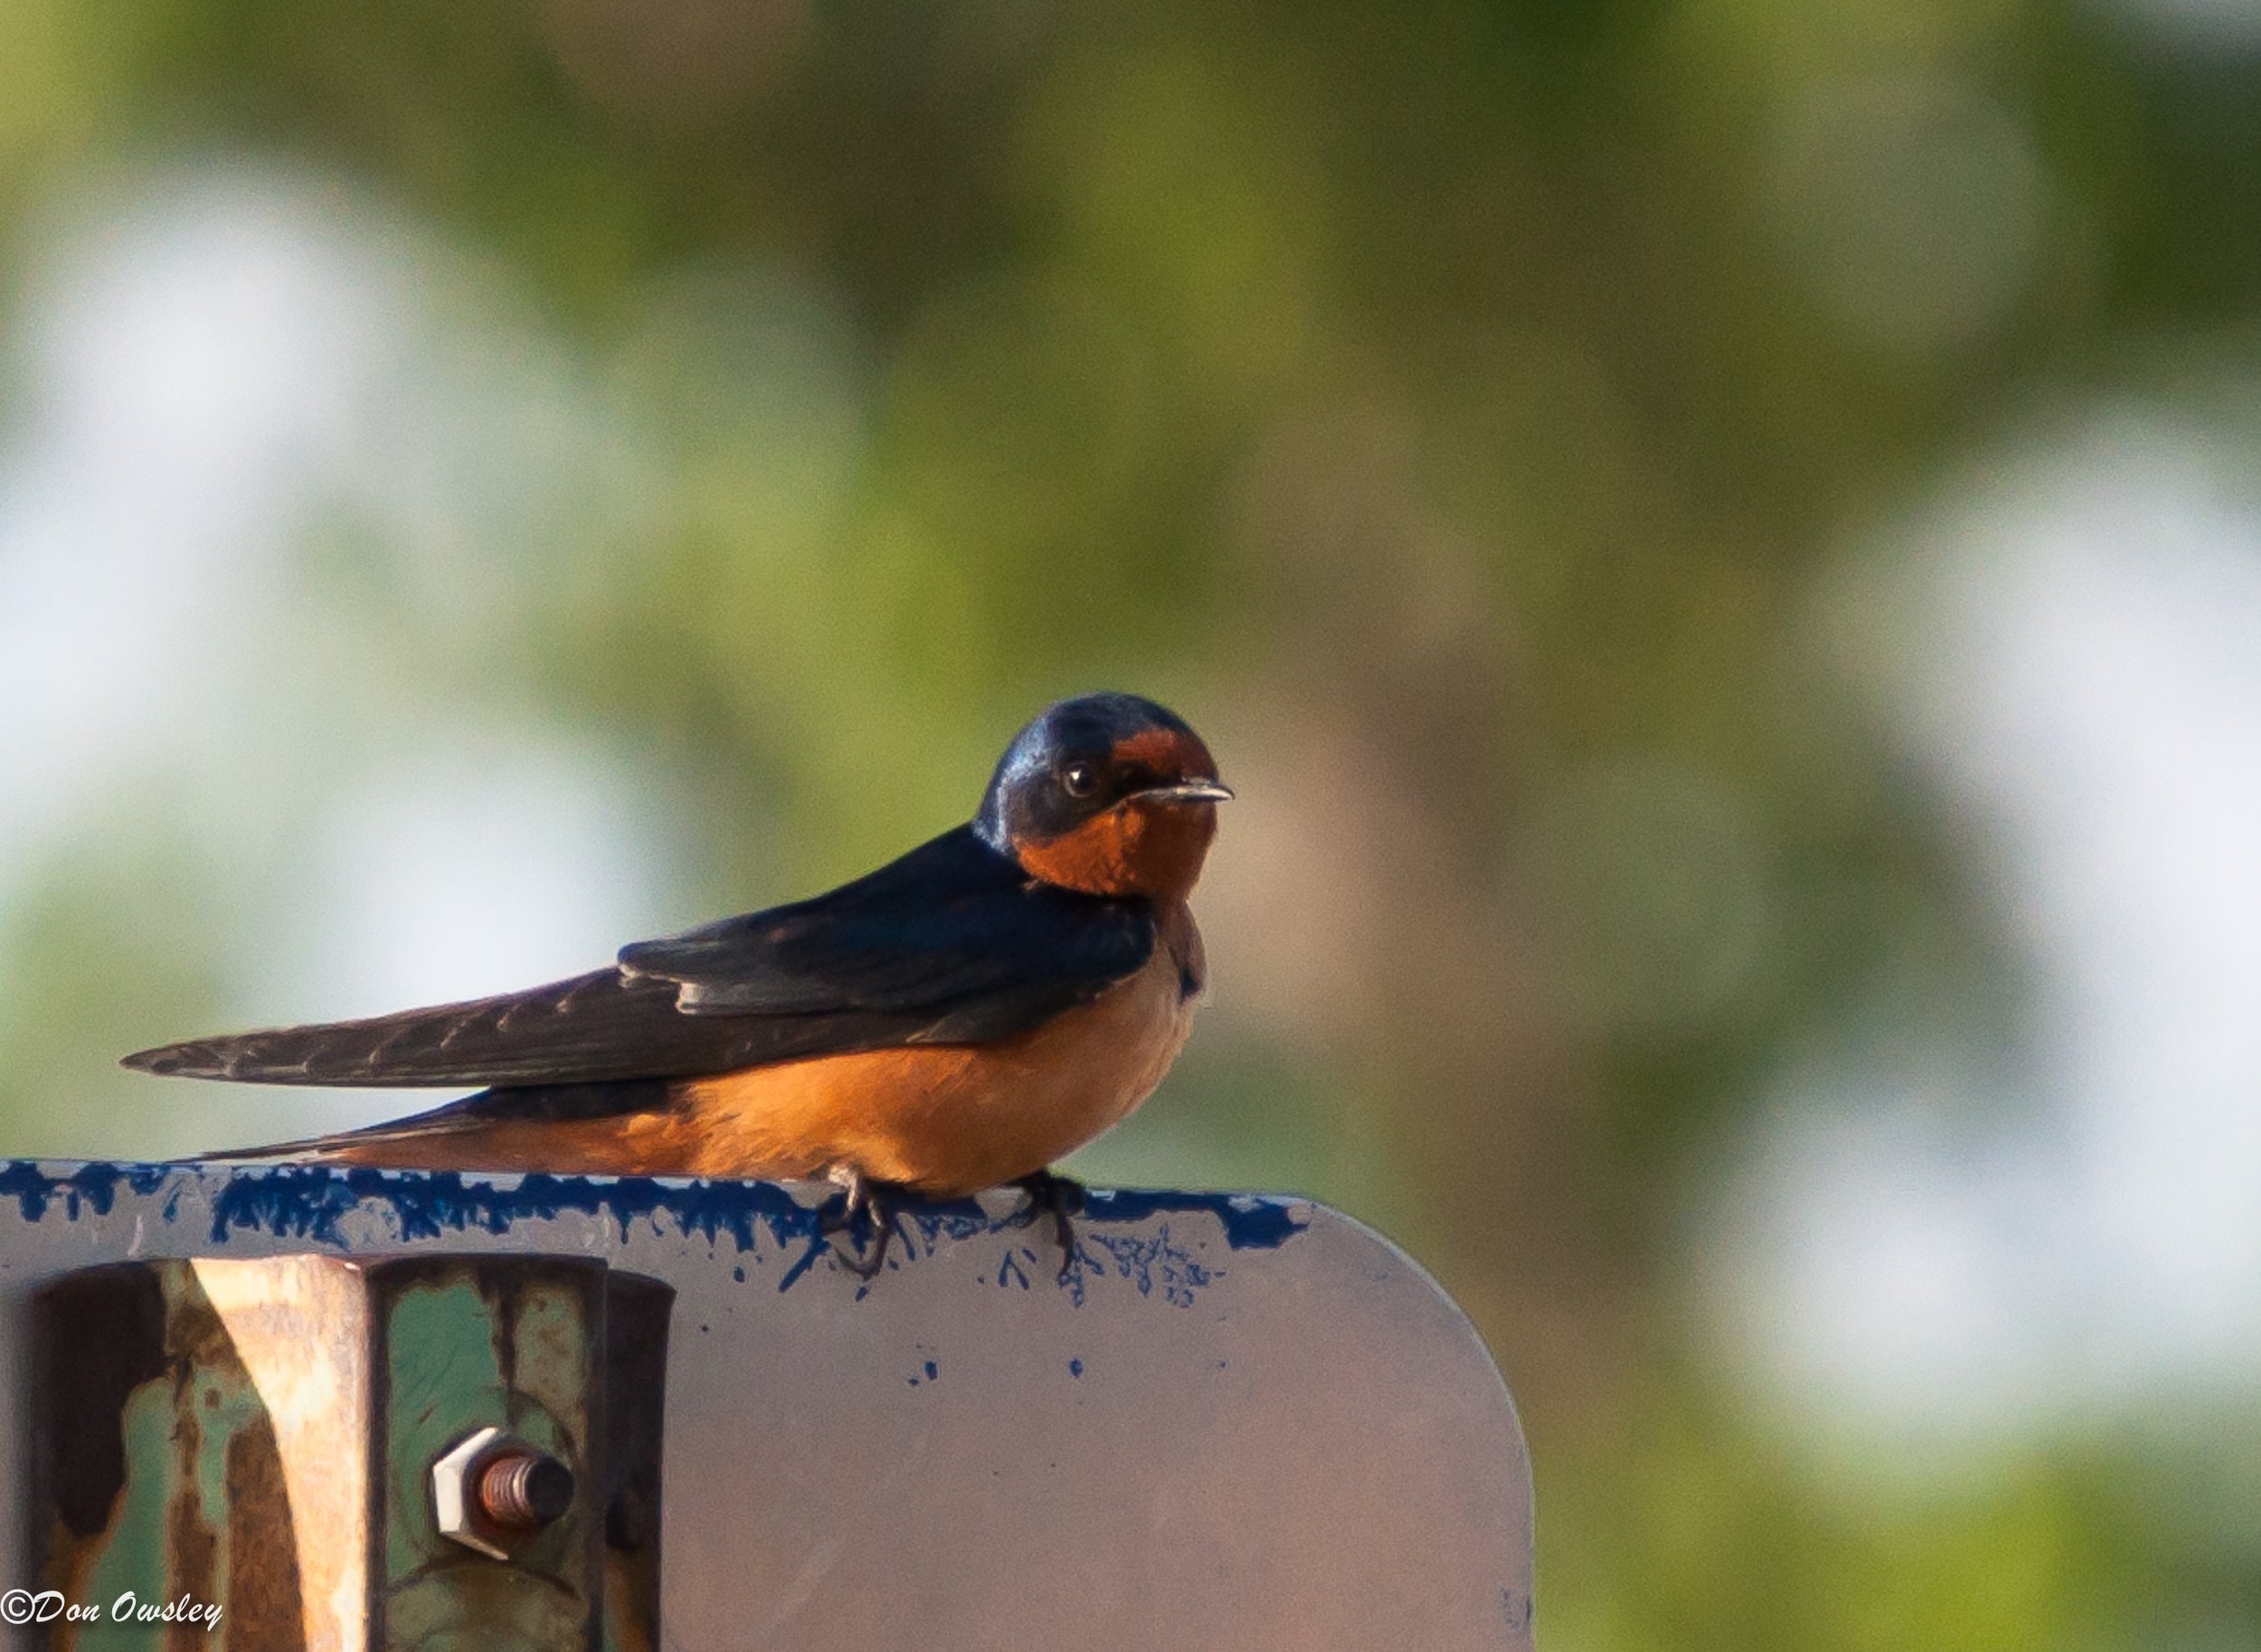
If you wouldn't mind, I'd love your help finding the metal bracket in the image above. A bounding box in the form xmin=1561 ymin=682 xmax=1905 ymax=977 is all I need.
xmin=26 ymin=1252 xmax=672 ymax=1650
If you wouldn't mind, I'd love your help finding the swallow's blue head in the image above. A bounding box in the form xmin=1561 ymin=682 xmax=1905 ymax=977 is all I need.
xmin=975 ymin=694 xmax=1231 ymax=899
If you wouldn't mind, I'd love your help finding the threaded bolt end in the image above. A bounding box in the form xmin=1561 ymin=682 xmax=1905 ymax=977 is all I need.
xmin=474 ymin=1449 xmax=575 ymax=1531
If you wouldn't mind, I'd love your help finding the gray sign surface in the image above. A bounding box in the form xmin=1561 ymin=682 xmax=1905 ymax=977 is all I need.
xmin=0 ymin=1162 xmax=1534 ymax=1649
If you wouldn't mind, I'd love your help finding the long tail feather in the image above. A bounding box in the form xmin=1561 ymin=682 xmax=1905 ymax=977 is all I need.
xmin=121 ymin=971 xmax=711 ymax=1088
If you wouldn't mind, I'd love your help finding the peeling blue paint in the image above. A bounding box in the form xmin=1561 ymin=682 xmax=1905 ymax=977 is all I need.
xmin=1077 ymin=1222 xmax=1215 ymax=1307
xmin=776 ymin=1236 xmax=830 ymax=1293
xmin=197 ymin=1163 xmax=830 ymax=1251
xmin=0 ymin=1161 xmax=172 ymax=1224
xmin=1081 ymin=1190 xmax=1309 ymax=1253
xmin=1068 ymin=1358 xmax=1083 ymax=1378
xmin=0 ymin=1163 xmax=1311 ymax=1306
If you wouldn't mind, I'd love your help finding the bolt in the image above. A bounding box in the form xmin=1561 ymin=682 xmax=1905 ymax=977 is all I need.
xmin=433 ymin=1426 xmax=575 ymax=1560
xmin=476 ymin=1449 xmax=575 ymax=1531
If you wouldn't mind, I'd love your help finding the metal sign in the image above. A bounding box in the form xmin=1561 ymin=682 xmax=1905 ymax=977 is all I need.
xmin=0 ymin=1162 xmax=1535 ymax=1649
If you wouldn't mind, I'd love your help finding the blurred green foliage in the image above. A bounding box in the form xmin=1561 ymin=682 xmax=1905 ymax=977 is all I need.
xmin=3 ymin=0 xmax=2259 ymax=1645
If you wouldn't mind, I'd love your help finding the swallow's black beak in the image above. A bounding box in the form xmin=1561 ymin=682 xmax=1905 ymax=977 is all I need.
xmin=1132 ymin=779 xmax=1235 ymax=805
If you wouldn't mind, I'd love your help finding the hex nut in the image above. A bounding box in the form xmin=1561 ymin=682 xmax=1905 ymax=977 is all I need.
xmin=431 ymin=1427 xmax=574 ymax=1560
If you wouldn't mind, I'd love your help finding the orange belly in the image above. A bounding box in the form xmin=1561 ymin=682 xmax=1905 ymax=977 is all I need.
xmin=671 ymin=930 xmax=1198 ymax=1194
xmin=323 ymin=909 xmax=1205 ymax=1195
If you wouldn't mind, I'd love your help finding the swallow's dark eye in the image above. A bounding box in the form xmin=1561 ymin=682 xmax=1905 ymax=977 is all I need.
xmin=1062 ymin=763 xmax=1099 ymax=798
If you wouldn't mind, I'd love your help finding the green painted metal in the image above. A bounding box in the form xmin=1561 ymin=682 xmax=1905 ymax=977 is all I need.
xmin=69 ymin=1380 xmax=180 ymax=1645
xmin=33 ymin=1261 xmax=274 ymax=1650
xmin=375 ymin=1263 xmax=604 ymax=1651
xmin=27 ymin=1254 xmax=672 ymax=1651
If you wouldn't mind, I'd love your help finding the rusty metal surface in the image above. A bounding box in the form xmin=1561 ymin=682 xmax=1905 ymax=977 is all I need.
xmin=182 ymin=1254 xmax=374 ymax=1650
xmin=367 ymin=1253 xmax=610 ymax=1652
xmin=23 ymin=1251 xmax=670 ymax=1651
xmin=0 ymin=1165 xmax=1535 ymax=1650
xmin=32 ymin=1258 xmax=342 ymax=1652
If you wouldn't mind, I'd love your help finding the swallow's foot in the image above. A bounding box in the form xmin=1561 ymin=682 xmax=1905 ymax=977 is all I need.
xmin=1011 ymin=1169 xmax=1086 ymax=1279
xmin=821 ymin=1166 xmax=909 ymax=1279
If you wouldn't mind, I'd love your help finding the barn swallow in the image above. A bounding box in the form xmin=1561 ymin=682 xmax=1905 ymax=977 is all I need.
xmin=123 ymin=693 xmax=1231 ymax=1275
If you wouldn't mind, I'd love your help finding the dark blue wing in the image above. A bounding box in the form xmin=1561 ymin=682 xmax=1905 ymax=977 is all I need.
xmin=125 ymin=826 xmax=1154 ymax=1088
xmin=618 ymin=826 xmax=1154 ymax=1035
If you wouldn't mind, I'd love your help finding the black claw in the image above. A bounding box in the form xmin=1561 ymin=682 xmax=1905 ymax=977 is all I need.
xmin=821 ymin=1169 xmax=906 ymax=1279
xmin=1012 ymin=1169 xmax=1086 ymax=1279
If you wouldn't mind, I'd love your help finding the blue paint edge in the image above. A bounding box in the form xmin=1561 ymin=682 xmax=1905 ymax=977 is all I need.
xmin=0 ymin=1160 xmax=1310 ymax=1257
